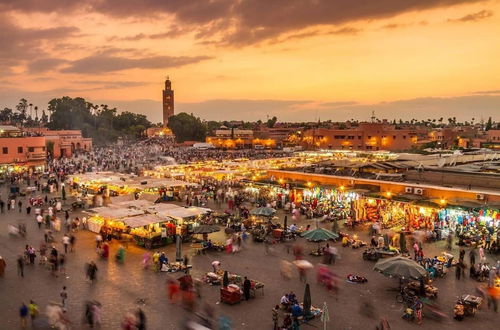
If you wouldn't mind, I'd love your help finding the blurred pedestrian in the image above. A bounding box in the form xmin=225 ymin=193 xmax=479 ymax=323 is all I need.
xmin=0 ymin=256 xmax=6 ymax=277
xmin=28 ymin=300 xmax=38 ymax=323
xmin=86 ymin=261 xmax=98 ymax=283
xmin=60 ymin=286 xmax=68 ymax=308
xmin=122 ymin=312 xmax=136 ymax=330
xmin=19 ymin=302 xmax=28 ymax=328
xmin=17 ymin=255 xmax=24 ymax=277
xmin=62 ymin=234 xmax=70 ymax=253
xmin=70 ymin=234 xmax=76 ymax=252
xmin=243 ymin=276 xmax=251 ymax=301
xmin=84 ymin=301 xmax=94 ymax=327
xmin=272 ymin=305 xmax=279 ymax=330
xmin=469 ymin=249 xmax=476 ymax=265
xmin=167 ymin=279 xmax=179 ymax=303
xmin=136 ymin=308 xmax=146 ymax=330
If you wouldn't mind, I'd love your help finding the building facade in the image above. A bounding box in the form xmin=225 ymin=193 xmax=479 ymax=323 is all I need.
xmin=0 ymin=126 xmax=46 ymax=173
xmin=302 ymin=122 xmax=418 ymax=151
xmin=26 ymin=128 xmax=92 ymax=158
xmin=162 ymin=78 xmax=174 ymax=127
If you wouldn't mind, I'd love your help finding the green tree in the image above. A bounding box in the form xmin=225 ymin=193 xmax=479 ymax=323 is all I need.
xmin=206 ymin=121 xmax=220 ymax=135
xmin=0 ymin=107 xmax=13 ymax=123
xmin=267 ymin=116 xmax=277 ymax=128
xmin=46 ymin=141 xmax=55 ymax=156
xmin=167 ymin=112 xmax=206 ymax=142
xmin=46 ymin=96 xmax=152 ymax=145
xmin=15 ymin=98 xmax=28 ymax=126
xmin=485 ymin=116 xmax=493 ymax=131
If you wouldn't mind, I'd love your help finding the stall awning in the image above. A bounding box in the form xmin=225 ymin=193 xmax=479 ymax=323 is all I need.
xmin=414 ymin=199 xmax=442 ymax=208
xmin=89 ymin=206 xmax=144 ymax=219
xmin=147 ymin=203 xmax=181 ymax=214
xmin=166 ymin=206 xmax=211 ymax=220
xmin=121 ymin=214 xmax=165 ymax=228
xmin=447 ymin=198 xmax=487 ymax=209
xmin=116 ymin=199 xmax=153 ymax=209
xmin=392 ymin=193 xmax=424 ymax=202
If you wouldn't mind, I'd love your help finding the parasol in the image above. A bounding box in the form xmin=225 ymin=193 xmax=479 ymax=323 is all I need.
xmin=250 ymin=207 xmax=276 ymax=217
xmin=303 ymin=283 xmax=312 ymax=319
xmin=301 ymin=228 xmax=339 ymax=242
xmin=373 ymin=256 xmax=427 ymax=280
xmin=192 ymin=225 xmax=220 ymax=234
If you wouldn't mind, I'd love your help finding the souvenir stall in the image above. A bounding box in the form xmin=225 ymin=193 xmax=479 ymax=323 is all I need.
xmin=301 ymin=187 xmax=356 ymax=219
xmin=440 ymin=206 xmax=500 ymax=247
xmin=351 ymin=197 xmax=438 ymax=231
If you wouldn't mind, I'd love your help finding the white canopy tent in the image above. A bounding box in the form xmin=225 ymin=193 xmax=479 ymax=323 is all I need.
xmin=121 ymin=214 xmax=165 ymax=228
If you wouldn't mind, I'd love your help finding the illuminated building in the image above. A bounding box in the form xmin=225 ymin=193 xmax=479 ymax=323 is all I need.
xmin=302 ymin=122 xmax=419 ymax=151
xmin=0 ymin=125 xmax=46 ymax=173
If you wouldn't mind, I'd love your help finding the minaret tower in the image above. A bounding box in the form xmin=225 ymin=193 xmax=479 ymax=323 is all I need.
xmin=162 ymin=77 xmax=174 ymax=127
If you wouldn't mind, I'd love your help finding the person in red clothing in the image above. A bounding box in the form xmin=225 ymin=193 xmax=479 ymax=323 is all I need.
xmin=167 ymin=279 xmax=179 ymax=303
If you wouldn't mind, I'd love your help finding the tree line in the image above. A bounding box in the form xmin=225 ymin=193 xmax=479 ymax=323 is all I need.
xmin=1 ymin=97 xmax=153 ymax=145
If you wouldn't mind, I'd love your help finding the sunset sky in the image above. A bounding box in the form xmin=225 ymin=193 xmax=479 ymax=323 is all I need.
xmin=0 ymin=0 xmax=499 ymax=123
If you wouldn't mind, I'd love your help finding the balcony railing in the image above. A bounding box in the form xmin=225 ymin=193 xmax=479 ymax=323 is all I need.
xmin=26 ymin=152 xmax=46 ymax=160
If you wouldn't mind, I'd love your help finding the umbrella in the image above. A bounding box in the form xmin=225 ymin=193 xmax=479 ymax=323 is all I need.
xmin=192 ymin=225 xmax=220 ymax=234
xmin=222 ymin=270 xmax=229 ymax=287
xmin=374 ymin=256 xmax=427 ymax=280
xmin=303 ymin=283 xmax=312 ymax=319
xmin=301 ymin=228 xmax=339 ymax=242
xmin=250 ymin=207 xmax=276 ymax=217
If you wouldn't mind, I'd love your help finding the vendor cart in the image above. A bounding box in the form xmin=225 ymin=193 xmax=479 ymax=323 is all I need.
xmin=457 ymin=294 xmax=482 ymax=316
xmin=220 ymin=285 xmax=241 ymax=305
xmin=406 ymin=281 xmax=438 ymax=299
xmin=363 ymin=248 xmax=397 ymax=261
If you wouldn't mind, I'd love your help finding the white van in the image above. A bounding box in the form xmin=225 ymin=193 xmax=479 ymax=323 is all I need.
xmin=193 ymin=143 xmax=215 ymax=150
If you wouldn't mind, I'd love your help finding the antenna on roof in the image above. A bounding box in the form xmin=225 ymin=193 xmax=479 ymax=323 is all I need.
xmin=371 ymin=110 xmax=376 ymax=123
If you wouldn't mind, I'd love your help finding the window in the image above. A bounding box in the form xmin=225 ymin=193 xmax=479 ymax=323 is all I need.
xmin=28 ymin=147 xmax=34 ymax=152
xmin=393 ymin=136 xmax=396 ymax=140
xmin=2 ymin=147 xmax=8 ymax=154
xmin=42 ymin=147 xmax=46 ymax=151
xmin=18 ymin=147 xmax=23 ymax=153
xmin=366 ymin=146 xmax=372 ymax=150
xmin=403 ymin=136 xmax=406 ymax=139
xmin=348 ymin=136 xmax=354 ymax=140
xmin=367 ymin=136 xmax=371 ymax=139
xmin=358 ymin=136 xmax=362 ymax=139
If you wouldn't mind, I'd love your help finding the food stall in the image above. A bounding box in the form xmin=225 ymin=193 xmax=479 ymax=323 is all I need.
xmin=86 ymin=206 xmax=144 ymax=233
xmin=120 ymin=214 xmax=174 ymax=248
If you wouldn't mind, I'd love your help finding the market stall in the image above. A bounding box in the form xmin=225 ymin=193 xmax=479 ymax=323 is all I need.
xmin=121 ymin=214 xmax=174 ymax=249
xmin=86 ymin=206 xmax=144 ymax=233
